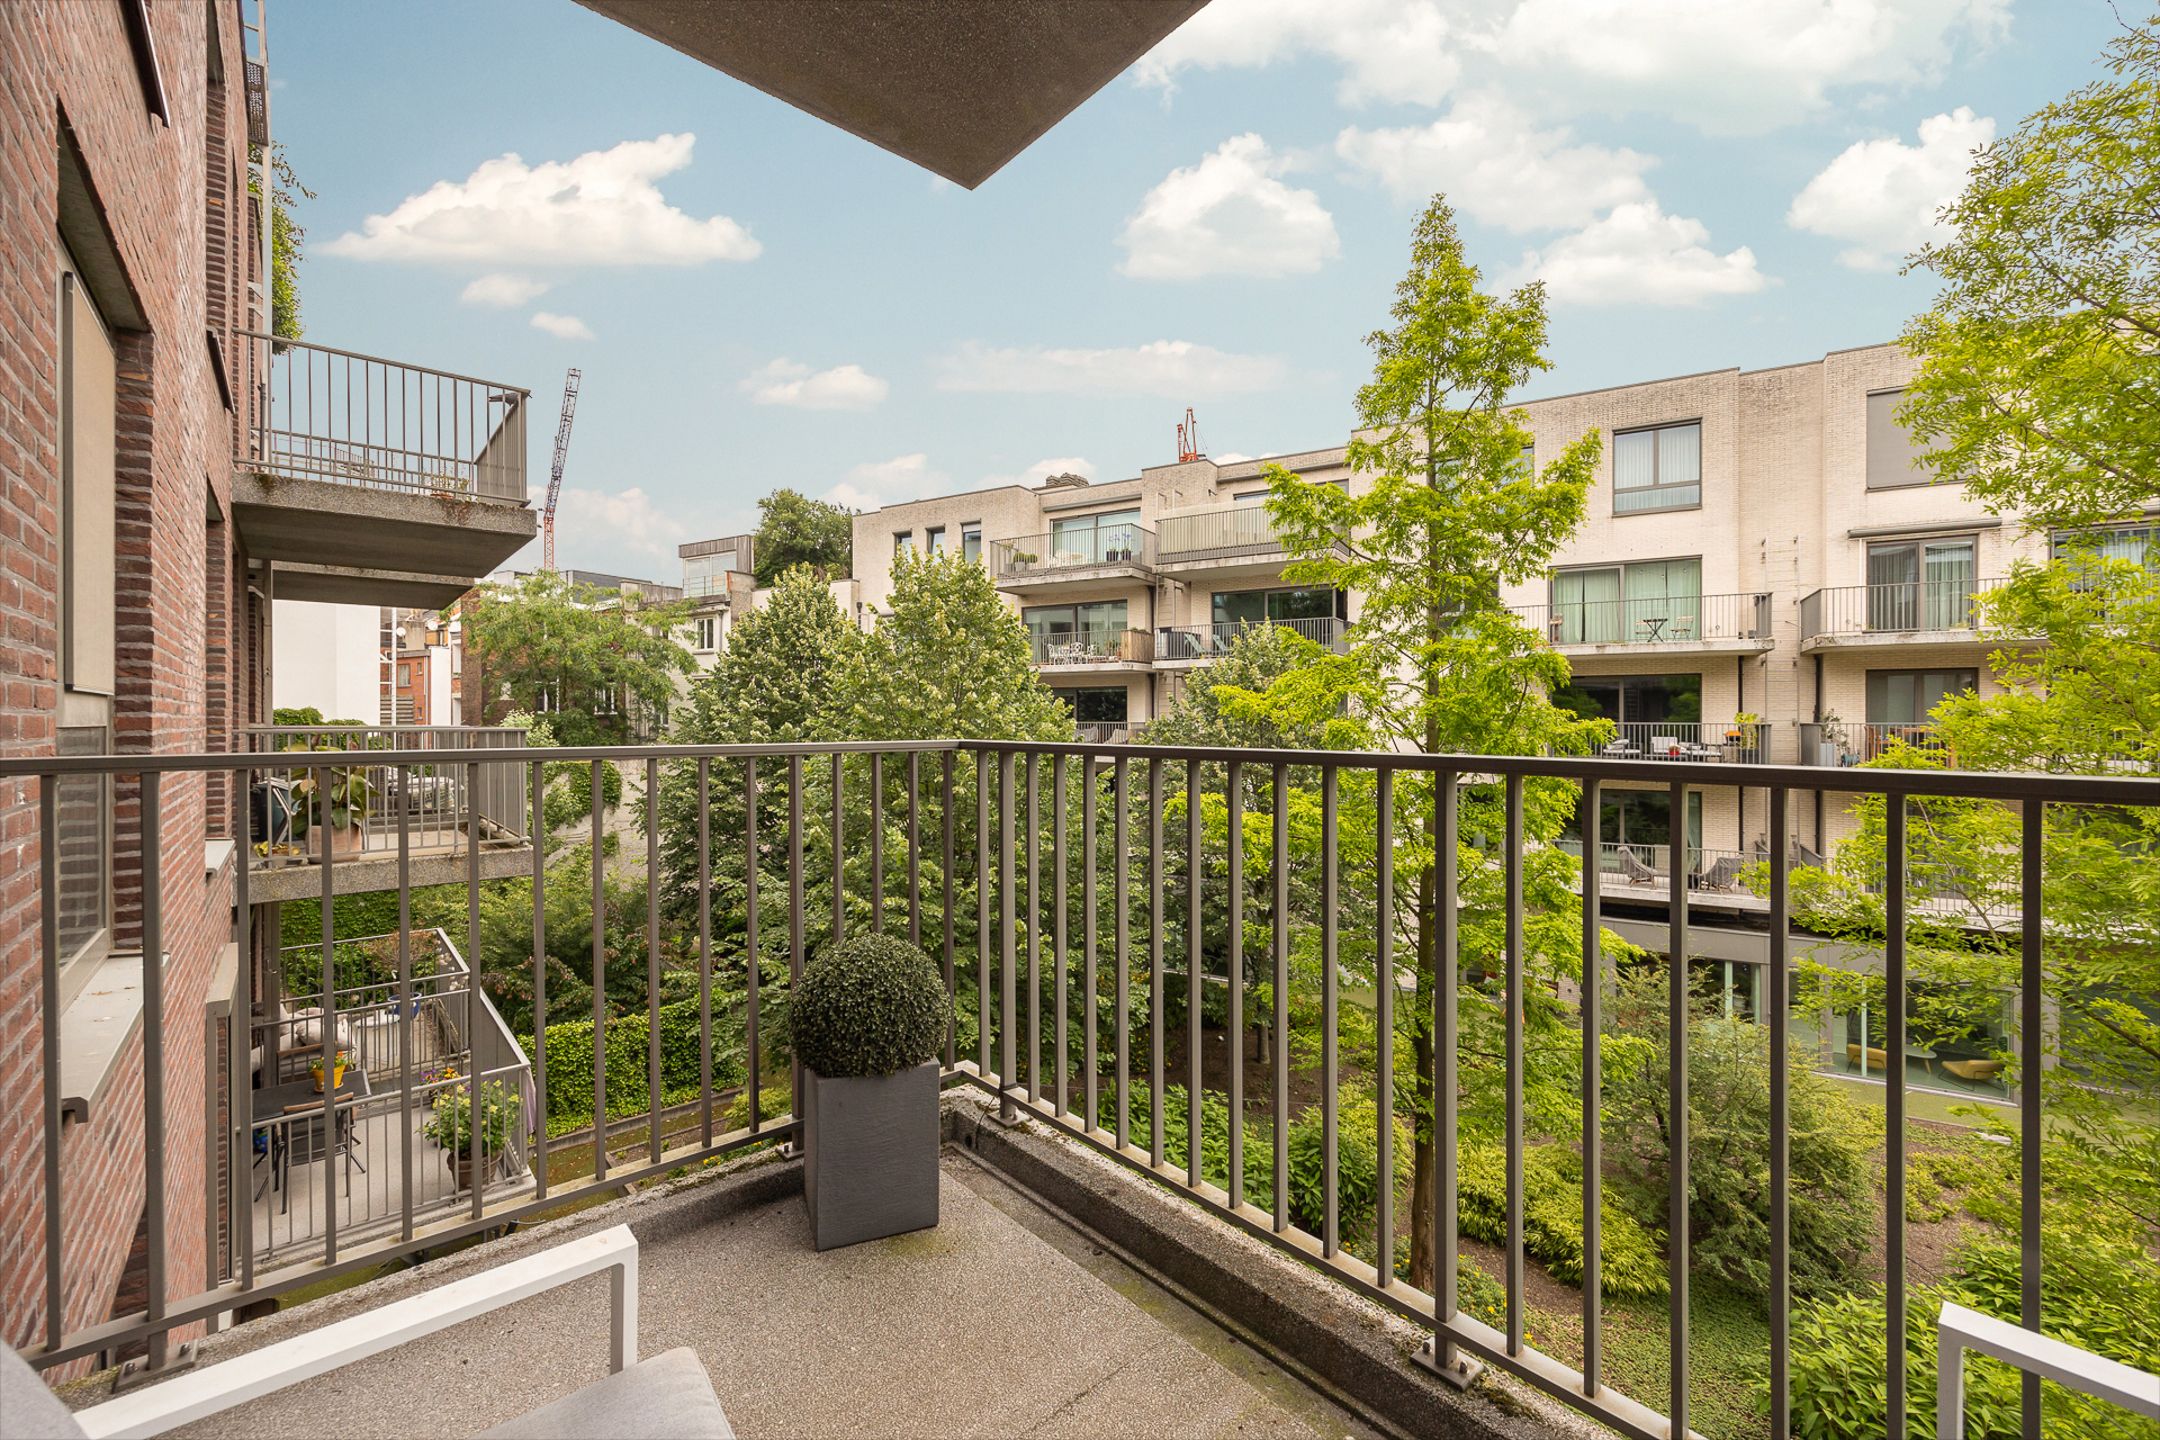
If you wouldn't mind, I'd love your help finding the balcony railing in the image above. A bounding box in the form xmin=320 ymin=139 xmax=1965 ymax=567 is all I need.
xmin=1028 ymin=627 xmax=1152 ymax=667
xmin=992 ymin=524 xmax=1155 ymax=578
xmin=1155 ymin=616 xmax=1346 ymax=662
xmin=7 ymin=738 xmax=2155 ymax=1440
xmin=1556 ymin=838 xmax=1758 ymax=892
xmin=1593 ymin=719 xmax=1774 ymax=764
xmin=241 ymin=725 xmax=530 ymax=869
xmin=239 ymin=332 xmax=530 ymax=503
xmin=1799 ymin=577 xmax=2005 ymax=643
xmin=250 ymin=929 xmax=531 ymax=1267
xmin=1157 ymin=505 xmax=1284 ymax=561
xmin=1515 ymin=591 xmax=1772 ymax=646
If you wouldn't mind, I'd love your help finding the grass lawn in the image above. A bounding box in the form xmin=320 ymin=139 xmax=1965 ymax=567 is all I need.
xmin=1525 ymin=1280 xmax=1771 ymax=1440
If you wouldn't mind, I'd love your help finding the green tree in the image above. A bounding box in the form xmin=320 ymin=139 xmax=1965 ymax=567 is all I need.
xmin=463 ymin=571 xmax=693 ymax=746
xmin=753 ymin=488 xmax=854 ymax=585
xmin=1259 ymin=196 xmax=1607 ymax=1292
xmin=1899 ymin=16 xmax=2160 ymax=530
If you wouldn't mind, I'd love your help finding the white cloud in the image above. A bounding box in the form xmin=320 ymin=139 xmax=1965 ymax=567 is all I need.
xmin=1786 ymin=107 xmax=1992 ymax=269
xmin=1491 ymin=0 xmax=2008 ymax=134
xmin=1335 ymin=92 xmax=1653 ymax=231
xmin=938 ymin=340 xmax=1287 ymax=396
xmin=828 ymin=453 xmax=944 ymax=512
xmin=983 ymin=457 xmax=1098 ymax=488
xmin=531 ymin=312 xmax=594 ymax=340
xmin=1511 ymin=202 xmax=1768 ymax=307
xmin=553 ymin=486 xmax=685 ymax=562
xmin=1135 ymin=0 xmax=1461 ymax=107
xmin=325 ymin=133 xmax=760 ymax=266
xmin=460 ymin=273 xmax=549 ymax=308
xmin=742 ymin=359 xmax=889 ymax=410
xmin=1119 ymin=134 xmax=1340 ymax=280
xmin=1212 ymin=452 xmax=1255 ymax=464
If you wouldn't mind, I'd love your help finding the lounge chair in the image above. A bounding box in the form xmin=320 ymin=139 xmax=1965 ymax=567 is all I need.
xmin=1618 ymin=845 xmax=1660 ymax=885
xmin=2 ymin=1225 xmax=732 ymax=1440
xmin=1701 ymin=854 xmax=1744 ymax=891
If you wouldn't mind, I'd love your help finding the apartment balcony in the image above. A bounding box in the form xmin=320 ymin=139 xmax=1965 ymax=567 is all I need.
xmin=241 ymin=724 xmax=533 ymax=903
xmin=1516 ymin=591 xmax=1774 ymax=655
xmin=1798 ymin=577 xmax=2007 ymax=651
xmin=1593 ymin=719 xmax=1776 ymax=764
xmin=1153 ymin=616 xmax=1346 ymax=668
xmin=1557 ymin=837 xmax=1760 ymax=896
xmin=230 ymin=333 xmax=537 ymax=609
xmin=1028 ymin=626 xmax=1153 ymax=673
xmin=1798 ymin=719 xmax=1958 ymax=770
xmin=249 ymin=929 xmax=533 ymax=1273
xmin=991 ymin=525 xmax=1154 ymax=590
xmin=11 ymin=740 xmax=2155 ymax=1440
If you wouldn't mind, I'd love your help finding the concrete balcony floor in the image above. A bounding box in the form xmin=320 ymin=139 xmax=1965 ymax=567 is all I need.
xmin=166 ymin=1148 xmax=1372 ymax=1440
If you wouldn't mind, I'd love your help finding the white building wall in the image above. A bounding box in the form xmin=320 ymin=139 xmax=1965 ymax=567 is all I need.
xmin=271 ymin=601 xmax=380 ymax=721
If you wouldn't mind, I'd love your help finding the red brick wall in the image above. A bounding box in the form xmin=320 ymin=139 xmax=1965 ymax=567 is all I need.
xmin=0 ymin=0 xmax=255 ymax=1372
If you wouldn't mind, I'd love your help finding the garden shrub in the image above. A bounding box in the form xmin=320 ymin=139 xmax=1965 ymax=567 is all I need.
xmin=1458 ymin=1139 xmax=1667 ymax=1299
xmin=1284 ymin=1090 xmax=1411 ymax=1234
xmin=533 ymin=997 xmax=745 ymax=1132
xmin=793 ymin=933 xmax=945 ymax=1078
xmin=722 ymin=1078 xmax=793 ymax=1134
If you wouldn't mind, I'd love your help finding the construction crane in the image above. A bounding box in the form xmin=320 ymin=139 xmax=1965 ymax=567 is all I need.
xmin=541 ymin=368 xmax=582 ymax=572
xmin=1176 ymin=406 xmax=1203 ymax=463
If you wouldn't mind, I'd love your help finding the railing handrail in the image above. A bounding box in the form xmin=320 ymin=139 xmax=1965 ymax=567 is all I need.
xmin=236 ymin=329 xmax=532 ymax=398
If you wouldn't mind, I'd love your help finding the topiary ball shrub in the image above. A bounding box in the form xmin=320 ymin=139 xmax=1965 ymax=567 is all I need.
xmin=794 ymin=933 xmax=946 ymax=1079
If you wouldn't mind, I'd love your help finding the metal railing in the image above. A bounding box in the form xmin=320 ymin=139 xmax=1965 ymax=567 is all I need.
xmin=992 ymin=524 xmax=1156 ymax=578
xmin=1556 ymin=839 xmax=1758 ymax=892
xmin=1594 ymin=720 xmax=1773 ymax=764
xmin=238 ymin=331 xmax=529 ymax=502
xmin=1799 ymin=577 xmax=2005 ymax=642
xmin=1028 ymin=627 xmax=1153 ymax=667
xmin=1157 ymin=505 xmax=1285 ymax=561
xmin=6 ymin=737 xmax=2155 ymax=1440
xmin=241 ymin=725 xmax=528 ymax=868
xmin=1154 ymin=616 xmax=1345 ymax=662
xmin=1515 ymin=591 xmax=1772 ymax=646
xmin=1798 ymin=721 xmax=1952 ymax=769
xmin=249 ymin=930 xmax=531 ymax=1266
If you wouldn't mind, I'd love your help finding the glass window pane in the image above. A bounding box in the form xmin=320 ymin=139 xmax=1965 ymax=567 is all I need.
xmin=1658 ymin=423 xmax=1701 ymax=485
xmin=1212 ymin=590 xmax=1267 ymax=626
xmin=1613 ymin=430 xmax=1655 ymax=490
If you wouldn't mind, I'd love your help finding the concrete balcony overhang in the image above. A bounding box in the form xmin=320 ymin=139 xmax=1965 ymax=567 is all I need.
xmin=1550 ymin=634 xmax=1775 ymax=659
xmin=246 ymin=843 xmax=534 ymax=904
xmin=263 ymin=561 xmax=481 ymax=611
xmin=233 ymin=471 xmax=536 ymax=582
xmin=1798 ymin=626 xmax=1996 ymax=654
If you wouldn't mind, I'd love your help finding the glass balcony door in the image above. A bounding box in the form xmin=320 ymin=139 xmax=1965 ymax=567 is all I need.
xmin=1867 ymin=539 xmax=1975 ymax=630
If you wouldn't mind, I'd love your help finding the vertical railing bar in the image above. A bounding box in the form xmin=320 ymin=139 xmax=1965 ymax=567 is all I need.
xmin=1437 ymin=769 xmax=1461 ymax=1369
xmin=467 ymin=761 xmax=482 ymax=1222
xmin=1115 ymin=756 xmax=1131 ymax=1150
xmin=1149 ymin=758 xmax=1165 ymax=1167
xmin=907 ymin=752 xmax=921 ymax=953
xmin=1321 ymin=764 xmax=1339 ymax=1256
xmin=942 ymin=752 xmax=956 ymax=1069
xmin=999 ymin=750 xmax=1017 ymax=1119
xmin=1767 ymin=784 xmax=1790 ymax=1435
xmin=789 ymin=755 xmax=805 ymax=1133
xmin=1375 ymin=766 xmax=1393 ymax=1282
xmin=1084 ymin=754 xmax=1099 ymax=1129
xmin=869 ymin=751 xmax=884 ymax=934
xmin=646 ymin=758 xmax=662 ymax=1164
xmin=530 ymin=760 xmax=547 ymax=1201
xmin=2018 ymin=797 xmax=2043 ymax=1440
xmin=1272 ymin=763 xmax=1289 ymax=1233
xmin=1227 ymin=761 xmax=1245 ymax=1212
xmin=1665 ymin=778 xmax=1689 ymax=1436
xmin=977 ymin=752 xmax=990 ymax=1078
xmin=591 ymin=760 xmax=607 ymax=1182
xmin=1053 ymin=752 xmax=1068 ymax=1120
xmin=312 ymin=764 xmax=336 ymax=1272
xmin=830 ymin=753 xmax=845 ymax=948
xmin=234 ymin=763 xmax=255 ymax=1289
xmin=1027 ymin=753 xmax=1040 ymax=1105
xmin=1885 ymin=792 xmax=1908 ymax=1436
xmin=398 ymin=766 xmax=416 ymax=1237
xmin=697 ymin=757 xmax=712 ymax=1148
xmin=39 ymin=783 xmax=63 ymax=1349
xmin=745 ymin=759 xmax=761 ymax=1134
xmin=1186 ymin=756 xmax=1203 ymax=1191
xmin=1580 ymin=777 xmax=1602 ymax=1394
xmin=1504 ymin=773 xmax=1525 ymax=1355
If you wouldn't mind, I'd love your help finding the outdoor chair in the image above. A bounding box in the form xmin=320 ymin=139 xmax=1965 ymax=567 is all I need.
xmin=1618 ymin=845 xmax=1660 ymax=885
xmin=1701 ymin=854 xmax=1744 ymax=891
xmin=0 ymin=1226 xmax=733 ymax=1440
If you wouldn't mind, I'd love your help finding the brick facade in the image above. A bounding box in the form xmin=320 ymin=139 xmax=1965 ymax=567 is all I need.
xmin=0 ymin=0 xmax=259 ymax=1372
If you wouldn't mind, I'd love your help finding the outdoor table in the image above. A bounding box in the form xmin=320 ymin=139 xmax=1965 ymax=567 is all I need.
xmin=254 ymin=1069 xmax=371 ymax=1211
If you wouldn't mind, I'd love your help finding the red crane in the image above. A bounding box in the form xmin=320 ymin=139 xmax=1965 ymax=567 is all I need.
xmin=1176 ymin=406 xmax=1203 ymax=463
xmin=541 ymin=367 xmax=582 ymax=571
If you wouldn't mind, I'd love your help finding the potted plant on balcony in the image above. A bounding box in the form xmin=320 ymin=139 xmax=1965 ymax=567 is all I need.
xmin=794 ymin=932 xmax=946 ymax=1251
xmin=1725 ymin=712 xmax=1763 ymax=758
xmin=307 ymin=1045 xmax=355 ymax=1094
xmin=425 ymin=1080 xmax=523 ymax=1191
xmin=292 ymin=748 xmax=372 ymax=859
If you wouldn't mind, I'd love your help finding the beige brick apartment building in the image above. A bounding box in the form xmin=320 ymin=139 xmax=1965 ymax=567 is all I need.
xmin=843 ymin=341 xmax=2051 ymax=871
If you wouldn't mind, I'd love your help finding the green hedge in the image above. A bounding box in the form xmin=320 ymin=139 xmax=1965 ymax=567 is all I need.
xmin=1458 ymin=1140 xmax=1667 ymax=1299
xmin=530 ymin=998 xmax=746 ymax=1133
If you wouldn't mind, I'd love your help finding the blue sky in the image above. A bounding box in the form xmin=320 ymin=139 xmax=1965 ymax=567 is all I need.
xmin=273 ymin=0 xmax=2122 ymax=580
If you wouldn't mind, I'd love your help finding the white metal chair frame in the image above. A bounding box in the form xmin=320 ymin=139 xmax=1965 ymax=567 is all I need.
xmin=1935 ymin=1301 xmax=2159 ymax=1439
xmin=69 ymin=1225 xmax=640 ymax=1440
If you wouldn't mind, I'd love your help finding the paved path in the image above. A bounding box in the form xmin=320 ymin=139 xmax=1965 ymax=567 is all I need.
xmin=169 ymin=1152 xmax=1349 ymax=1439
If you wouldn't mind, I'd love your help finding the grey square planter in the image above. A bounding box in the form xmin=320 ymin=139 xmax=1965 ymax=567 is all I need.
xmin=801 ymin=1061 xmax=939 ymax=1251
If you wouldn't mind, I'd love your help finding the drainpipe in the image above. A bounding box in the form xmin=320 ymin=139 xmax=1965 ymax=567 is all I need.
xmin=1811 ymin=652 xmax=1825 ymax=854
